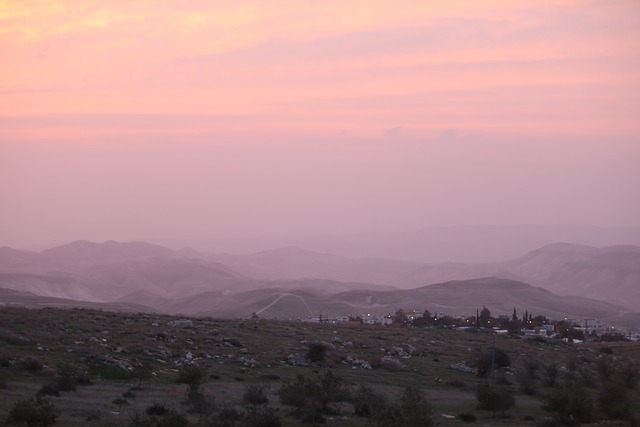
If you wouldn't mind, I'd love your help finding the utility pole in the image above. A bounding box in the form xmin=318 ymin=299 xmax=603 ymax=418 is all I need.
xmin=490 ymin=333 xmax=496 ymax=386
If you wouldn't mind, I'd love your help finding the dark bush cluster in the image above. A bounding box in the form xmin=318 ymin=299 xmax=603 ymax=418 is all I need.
xmin=352 ymin=384 xmax=435 ymax=427
xmin=476 ymin=382 xmax=515 ymax=418
xmin=130 ymin=404 xmax=189 ymax=427
xmin=6 ymin=397 xmax=60 ymax=426
xmin=541 ymin=386 xmax=596 ymax=426
xmin=278 ymin=371 xmax=347 ymax=423
xmin=471 ymin=347 xmax=511 ymax=378
xmin=37 ymin=363 xmax=92 ymax=397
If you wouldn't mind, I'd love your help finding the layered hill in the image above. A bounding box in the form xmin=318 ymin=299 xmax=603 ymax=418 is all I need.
xmin=0 ymin=241 xmax=395 ymax=306
xmin=1 ymin=240 xmax=638 ymax=320
xmin=0 ymin=241 xmax=258 ymax=302
xmin=194 ymin=277 xmax=628 ymax=322
xmin=400 ymin=243 xmax=640 ymax=310
xmin=0 ymin=287 xmax=154 ymax=313
xmin=202 ymin=246 xmax=421 ymax=285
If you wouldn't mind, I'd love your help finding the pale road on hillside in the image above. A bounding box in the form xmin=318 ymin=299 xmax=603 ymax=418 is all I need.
xmin=255 ymin=292 xmax=315 ymax=317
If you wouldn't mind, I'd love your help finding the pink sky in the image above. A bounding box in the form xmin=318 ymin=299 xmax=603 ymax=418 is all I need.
xmin=1 ymin=0 xmax=639 ymax=248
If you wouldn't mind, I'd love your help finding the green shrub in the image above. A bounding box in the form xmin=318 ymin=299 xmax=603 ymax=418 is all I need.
xmin=542 ymin=386 xmax=596 ymax=425
xmin=517 ymin=370 xmax=537 ymax=396
xmin=88 ymin=362 xmax=132 ymax=380
xmin=6 ymin=397 xmax=60 ymax=426
xmin=37 ymin=383 xmax=60 ymax=397
xmin=176 ymin=364 xmax=206 ymax=392
xmin=598 ymin=382 xmax=633 ymax=421
xmin=19 ymin=357 xmax=43 ymax=373
xmin=278 ymin=371 xmax=347 ymax=421
xmin=212 ymin=407 xmax=242 ymax=427
xmin=618 ymin=362 xmax=639 ymax=389
xmin=113 ymin=397 xmax=129 ymax=405
xmin=399 ymin=386 xmax=434 ymax=427
xmin=458 ymin=412 xmax=477 ymax=422
xmin=146 ymin=404 xmax=168 ymax=416
xmin=472 ymin=347 xmax=511 ymax=378
xmin=129 ymin=408 xmax=189 ymax=427
xmin=244 ymin=406 xmax=282 ymax=427
xmin=352 ymin=385 xmax=387 ymax=418
xmin=476 ymin=383 xmax=515 ymax=418
xmin=306 ymin=342 xmax=328 ymax=364
xmin=542 ymin=363 xmax=559 ymax=387
xmin=243 ymin=384 xmax=269 ymax=406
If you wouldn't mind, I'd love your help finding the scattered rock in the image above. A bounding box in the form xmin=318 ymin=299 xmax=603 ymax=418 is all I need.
xmin=167 ymin=319 xmax=193 ymax=328
xmin=380 ymin=356 xmax=407 ymax=371
xmin=222 ymin=338 xmax=243 ymax=347
xmin=450 ymin=362 xmax=476 ymax=374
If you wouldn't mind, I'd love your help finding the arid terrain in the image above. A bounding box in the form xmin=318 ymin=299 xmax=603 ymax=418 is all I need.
xmin=1 ymin=306 xmax=639 ymax=426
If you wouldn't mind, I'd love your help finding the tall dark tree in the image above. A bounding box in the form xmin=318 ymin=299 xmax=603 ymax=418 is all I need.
xmin=479 ymin=306 xmax=492 ymax=328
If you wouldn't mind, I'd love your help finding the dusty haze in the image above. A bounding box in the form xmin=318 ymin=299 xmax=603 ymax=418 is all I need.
xmin=1 ymin=1 xmax=639 ymax=250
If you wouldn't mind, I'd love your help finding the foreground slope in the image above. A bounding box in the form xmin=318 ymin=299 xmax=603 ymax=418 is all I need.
xmin=1 ymin=306 xmax=639 ymax=426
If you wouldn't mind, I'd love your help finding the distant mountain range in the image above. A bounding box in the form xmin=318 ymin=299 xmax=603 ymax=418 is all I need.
xmin=153 ymin=224 xmax=640 ymax=263
xmin=0 ymin=239 xmax=638 ymax=323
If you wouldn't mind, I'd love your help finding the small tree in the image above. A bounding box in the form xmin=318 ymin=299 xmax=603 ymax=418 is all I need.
xmin=176 ymin=364 xmax=212 ymax=414
xmin=476 ymin=383 xmax=515 ymax=418
xmin=542 ymin=362 xmax=559 ymax=387
xmin=352 ymin=385 xmax=387 ymax=418
xmin=479 ymin=307 xmax=492 ymax=328
xmin=131 ymin=363 xmax=152 ymax=389
xmin=176 ymin=364 xmax=205 ymax=393
xmin=393 ymin=309 xmax=407 ymax=326
xmin=278 ymin=371 xmax=347 ymax=423
xmin=523 ymin=357 xmax=540 ymax=379
xmin=278 ymin=375 xmax=310 ymax=416
xmin=400 ymin=386 xmax=434 ymax=427
xmin=471 ymin=347 xmax=510 ymax=378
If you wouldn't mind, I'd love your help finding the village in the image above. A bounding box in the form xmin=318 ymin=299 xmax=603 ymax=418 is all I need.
xmin=302 ymin=307 xmax=639 ymax=342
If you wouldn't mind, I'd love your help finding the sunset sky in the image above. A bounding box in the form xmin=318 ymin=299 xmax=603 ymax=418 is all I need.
xmin=1 ymin=1 xmax=639 ymax=248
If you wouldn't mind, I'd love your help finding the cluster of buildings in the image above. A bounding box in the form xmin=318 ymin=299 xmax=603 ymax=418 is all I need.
xmin=302 ymin=309 xmax=638 ymax=342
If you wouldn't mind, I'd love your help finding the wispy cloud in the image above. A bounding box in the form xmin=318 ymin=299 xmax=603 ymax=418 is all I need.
xmin=384 ymin=126 xmax=402 ymax=137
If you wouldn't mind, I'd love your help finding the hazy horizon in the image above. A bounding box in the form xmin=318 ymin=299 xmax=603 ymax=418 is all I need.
xmin=2 ymin=1 xmax=639 ymax=250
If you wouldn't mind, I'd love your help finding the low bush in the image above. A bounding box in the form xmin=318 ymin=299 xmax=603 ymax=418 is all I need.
xmin=472 ymin=347 xmax=511 ymax=378
xmin=129 ymin=408 xmax=189 ymax=427
xmin=19 ymin=357 xmax=43 ymax=373
xmin=458 ymin=412 xmax=477 ymax=422
xmin=306 ymin=342 xmax=329 ymax=364
xmin=6 ymin=397 xmax=60 ymax=426
xmin=37 ymin=383 xmax=60 ymax=397
xmin=243 ymin=384 xmax=269 ymax=406
xmin=542 ymin=386 xmax=596 ymax=425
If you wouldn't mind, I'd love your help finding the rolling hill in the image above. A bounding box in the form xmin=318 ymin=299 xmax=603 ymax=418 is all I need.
xmin=400 ymin=243 xmax=640 ymax=310
xmin=1 ymin=240 xmax=638 ymax=321
xmin=193 ymin=277 xmax=629 ymax=322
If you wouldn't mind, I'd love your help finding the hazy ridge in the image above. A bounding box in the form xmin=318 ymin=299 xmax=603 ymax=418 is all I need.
xmin=1 ymin=236 xmax=639 ymax=323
